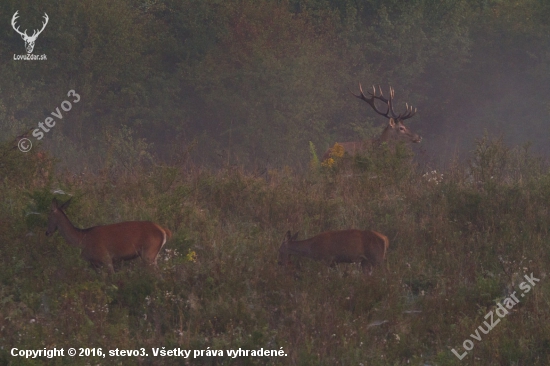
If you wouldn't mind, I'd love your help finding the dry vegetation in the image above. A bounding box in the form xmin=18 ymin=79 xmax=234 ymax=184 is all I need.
xmin=3 ymin=1 xmax=550 ymax=364
xmin=1 ymin=135 xmax=550 ymax=365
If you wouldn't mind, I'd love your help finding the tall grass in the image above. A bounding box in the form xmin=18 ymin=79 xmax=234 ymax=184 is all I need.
xmin=1 ymin=135 xmax=549 ymax=365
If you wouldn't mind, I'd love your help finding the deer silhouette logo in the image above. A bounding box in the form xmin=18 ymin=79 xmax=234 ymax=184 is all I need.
xmin=11 ymin=11 xmax=49 ymax=54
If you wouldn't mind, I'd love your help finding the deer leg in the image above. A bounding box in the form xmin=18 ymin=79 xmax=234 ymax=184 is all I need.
xmin=87 ymin=258 xmax=114 ymax=275
xmin=139 ymin=249 xmax=160 ymax=271
xmin=361 ymin=260 xmax=373 ymax=276
xmin=89 ymin=261 xmax=102 ymax=273
xmin=111 ymin=258 xmax=124 ymax=272
xmin=100 ymin=253 xmax=115 ymax=274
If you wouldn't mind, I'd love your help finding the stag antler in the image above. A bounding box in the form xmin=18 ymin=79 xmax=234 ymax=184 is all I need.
xmin=34 ymin=13 xmax=49 ymax=39
xmin=11 ymin=11 xmax=27 ymax=38
xmin=351 ymin=84 xmax=417 ymax=121
xmin=11 ymin=11 xmax=49 ymax=53
xmin=350 ymin=84 xmax=390 ymax=118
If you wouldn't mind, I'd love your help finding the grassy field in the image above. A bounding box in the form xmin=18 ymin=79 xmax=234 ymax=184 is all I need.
xmin=1 ymin=137 xmax=550 ymax=365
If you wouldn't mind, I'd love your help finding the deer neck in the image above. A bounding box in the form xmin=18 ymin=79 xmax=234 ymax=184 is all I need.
xmin=285 ymin=239 xmax=316 ymax=259
xmin=56 ymin=211 xmax=86 ymax=248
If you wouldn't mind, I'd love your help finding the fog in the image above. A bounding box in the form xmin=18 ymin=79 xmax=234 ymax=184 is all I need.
xmin=1 ymin=0 xmax=549 ymax=171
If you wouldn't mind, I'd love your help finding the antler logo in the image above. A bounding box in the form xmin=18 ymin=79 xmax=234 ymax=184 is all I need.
xmin=11 ymin=11 xmax=49 ymax=54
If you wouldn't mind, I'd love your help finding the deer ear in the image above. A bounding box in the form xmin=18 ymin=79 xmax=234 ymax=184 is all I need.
xmin=285 ymin=230 xmax=292 ymax=240
xmin=291 ymin=232 xmax=299 ymax=241
xmin=389 ymin=118 xmax=396 ymax=128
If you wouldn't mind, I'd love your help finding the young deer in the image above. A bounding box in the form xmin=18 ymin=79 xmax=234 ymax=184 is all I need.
xmin=278 ymin=229 xmax=389 ymax=275
xmin=46 ymin=198 xmax=171 ymax=273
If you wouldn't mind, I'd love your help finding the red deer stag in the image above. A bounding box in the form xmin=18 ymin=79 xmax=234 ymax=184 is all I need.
xmin=323 ymin=84 xmax=421 ymax=161
xmin=46 ymin=198 xmax=172 ymax=273
xmin=278 ymin=229 xmax=389 ymax=275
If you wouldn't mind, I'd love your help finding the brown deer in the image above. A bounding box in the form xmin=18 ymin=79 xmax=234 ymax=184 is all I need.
xmin=46 ymin=198 xmax=172 ymax=273
xmin=323 ymin=84 xmax=421 ymax=161
xmin=278 ymin=229 xmax=389 ymax=275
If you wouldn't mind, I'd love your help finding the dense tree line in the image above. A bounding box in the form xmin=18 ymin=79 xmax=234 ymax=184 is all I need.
xmin=1 ymin=0 xmax=549 ymax=168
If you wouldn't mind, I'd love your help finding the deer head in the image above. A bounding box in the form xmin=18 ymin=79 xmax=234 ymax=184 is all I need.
xmin=11 ymin=11 xmax=49 ymax=54
xmin=322 ymin=84 xmax=421 ymax=162
xmin=351 ymin=84 xmax=421 ymax=144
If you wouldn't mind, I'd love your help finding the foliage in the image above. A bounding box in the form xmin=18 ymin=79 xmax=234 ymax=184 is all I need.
xmin=1 ymin=137 xmax=550 ymax=364
xmin=2 ymin=0 xmax=550 ymax=364
xmin=308 ymin=140 xmax=320 ymax=169
xmin=4 ymin=0 xmax=550 ymax=168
